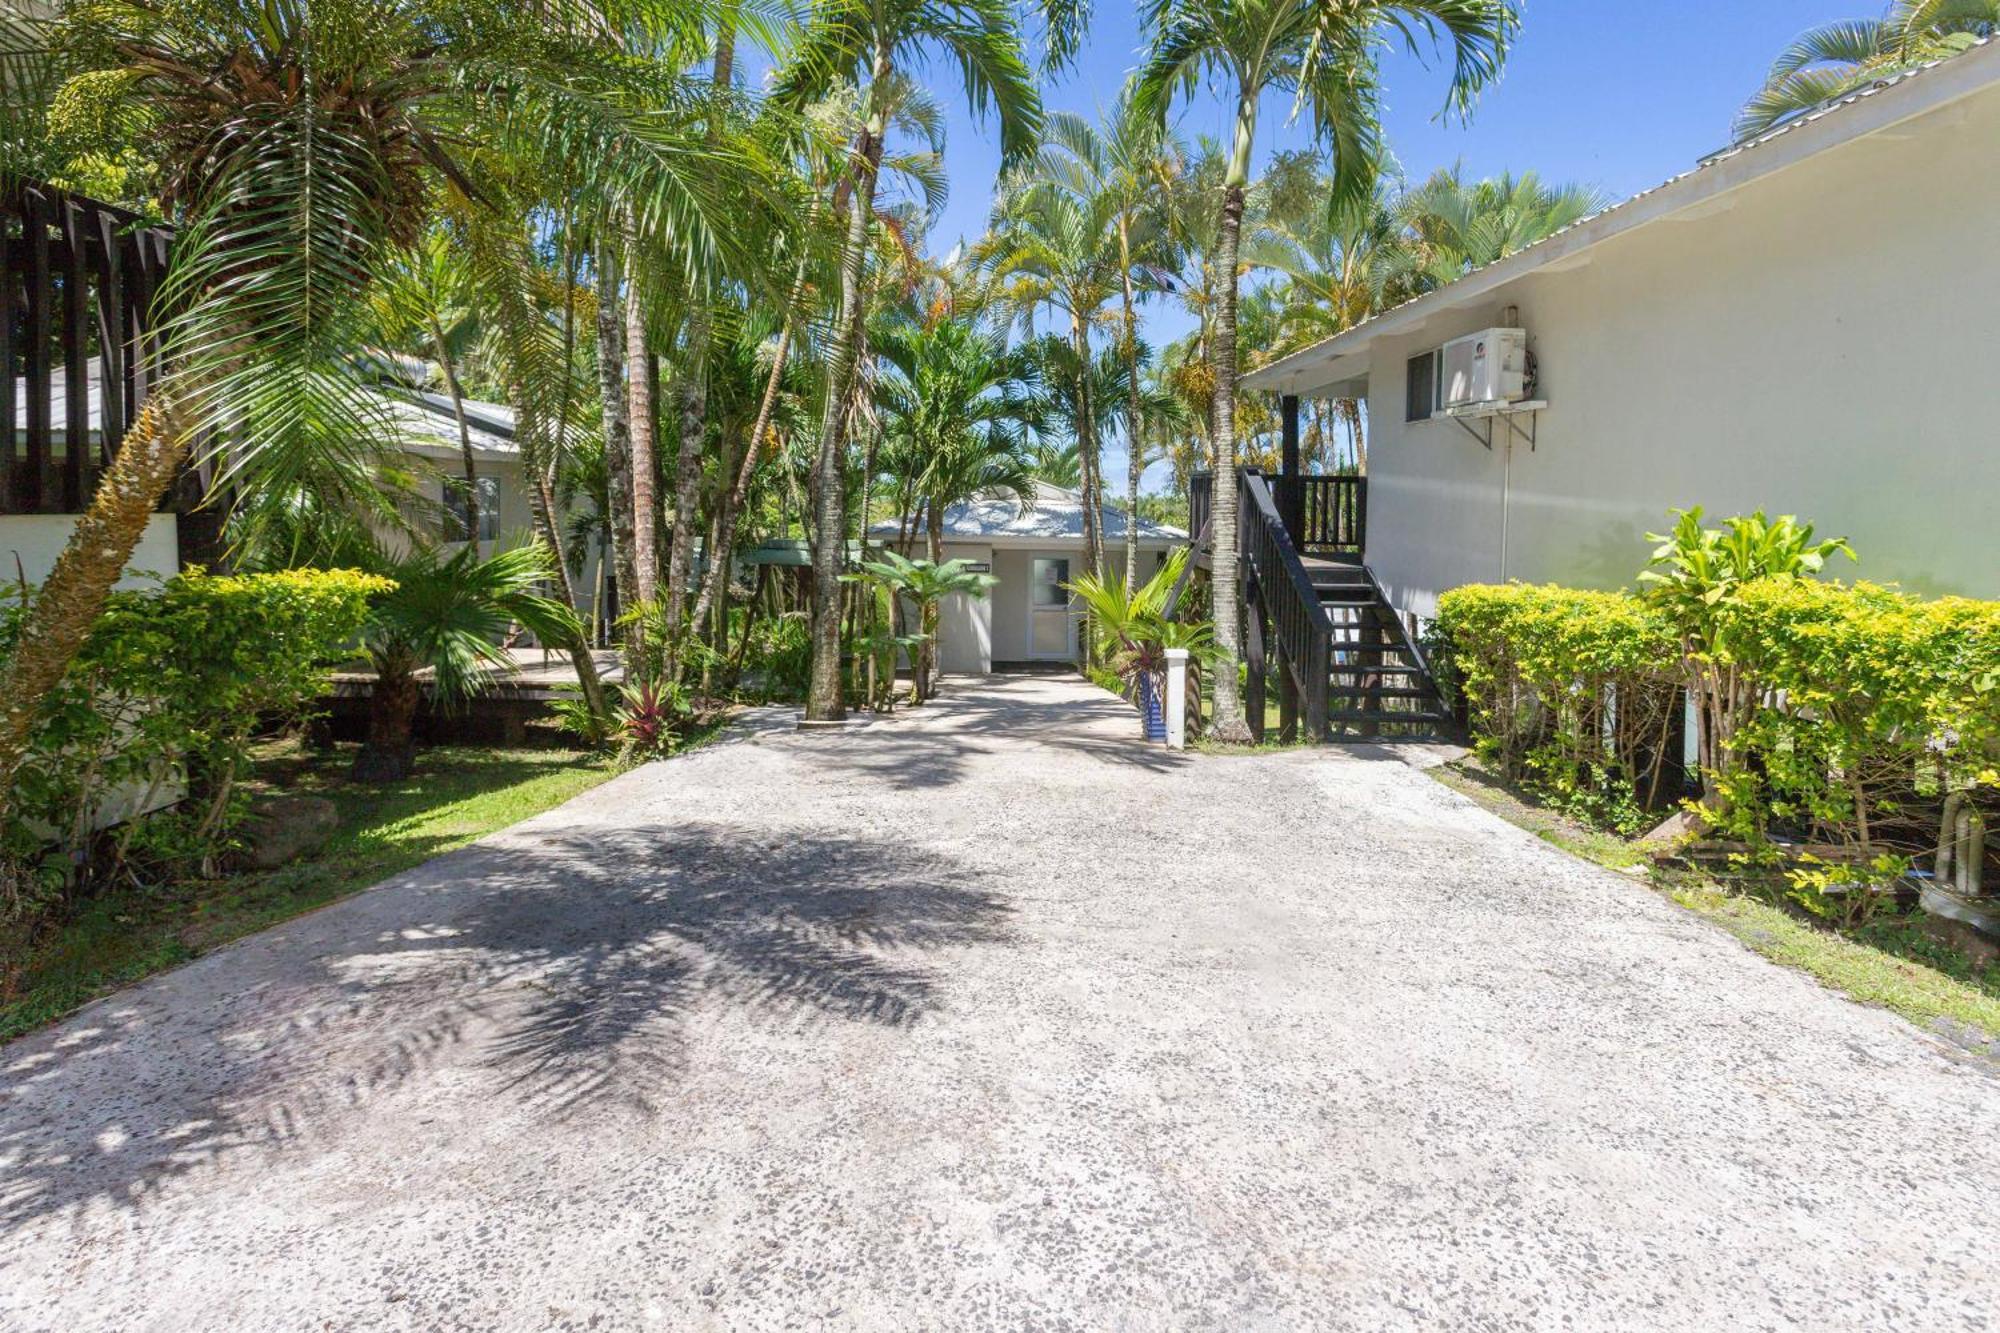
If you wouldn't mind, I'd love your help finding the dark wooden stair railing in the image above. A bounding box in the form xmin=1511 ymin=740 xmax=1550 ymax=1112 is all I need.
xmin=1181 ymin=468 xmax=1451 ymax=742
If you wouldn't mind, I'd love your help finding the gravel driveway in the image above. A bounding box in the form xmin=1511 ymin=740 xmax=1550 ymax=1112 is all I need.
xmin=5 ymin=674 xmax=1999 ymax=1330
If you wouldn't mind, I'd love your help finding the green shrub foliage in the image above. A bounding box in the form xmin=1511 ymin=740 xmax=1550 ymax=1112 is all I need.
xmin=1437 ymin=575 xmax=2000 ymax=912
xmin=1436 ymin=584 xmax=1680 ymax=832
xmin=1 ymin=568 xmax=387 ymax=927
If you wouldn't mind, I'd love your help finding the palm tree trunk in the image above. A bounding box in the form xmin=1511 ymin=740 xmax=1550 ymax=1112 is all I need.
xmin=691 ymin=255 xmax=807 ymax=634
xmin=430 ymin=319 xmax=481 ymax=544
xmin=626 ymin=223 xmax=659 ymax=614
xmin=353 ymin=658 xmax=422 ymax=783
xmin=595 ymin=241 xmax=637 ymax=615
xmin=1119 ymin=218 xmax=1146 ymax=594
xmin=665 ymin=313 xmax=706 ymax=683
xmin=0 ymin=398 xmax=184 ymax=826
xmin=805 ymin=43 xmax=893 ymax=721
xmin=1207 ymin=99 xmax=1256 ymax=743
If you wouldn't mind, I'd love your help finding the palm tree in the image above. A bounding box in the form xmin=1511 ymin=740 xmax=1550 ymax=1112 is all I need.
xmin=1394 ymin=166 xmax=1604 ymax=283
xmin=872 ymin=315 xmax=1041 ymax=563
xmin=1029 ymin=440 xmax=1083 ymax=488
xmin=372 ymin=226 xmax=486 ymax=537
xmin=1736 ymin=2 xmax=2000 ymax=141
xmin=1030 ymin=94 xmax=1184 ymax=591
xmin=846 ymin=552 xmax=998 ymax=702
xmin=686 ymin=76 xmax=949 ymax=662
xmin=779 ymin=0 xmax=1043 ymax=721
xmin=0 ymin=0 xmax=766 ymax=802
xmin=976 ymin=173 xmax=1119 ymax=583
xmin=353 ymin=542 xmax=586 ymax=782
xmin=1134 ymin=0 xmax=1516 ymax=741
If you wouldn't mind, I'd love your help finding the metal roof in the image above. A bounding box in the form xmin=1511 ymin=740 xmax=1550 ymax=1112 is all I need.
xmin=869 ymin=481 xmax=1187 ymax=544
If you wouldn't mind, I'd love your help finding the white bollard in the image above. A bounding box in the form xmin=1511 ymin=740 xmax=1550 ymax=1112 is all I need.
xmin=1165 ymin=648 xmax=1189 ymax=751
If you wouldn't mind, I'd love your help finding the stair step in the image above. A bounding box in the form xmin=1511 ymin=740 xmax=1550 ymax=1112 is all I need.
xmin=1329 ymin=664 xmax=1427 ymax=676
xmin=1328 ymin=686 xmax=1438 ymax=700
xmin=1325 ymin=708 xmax=1454 ymax=724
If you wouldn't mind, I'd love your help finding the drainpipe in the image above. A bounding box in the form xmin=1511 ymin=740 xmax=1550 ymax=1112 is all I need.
xmin=1499 ymin=433 xmax=1513 ymax=583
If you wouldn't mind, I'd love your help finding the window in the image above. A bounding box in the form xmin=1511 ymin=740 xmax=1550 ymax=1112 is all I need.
xmin=444 ymin=475 xmax=501 ymax=543
xmin=1405 ymin=349 xmax=1439 ymax=423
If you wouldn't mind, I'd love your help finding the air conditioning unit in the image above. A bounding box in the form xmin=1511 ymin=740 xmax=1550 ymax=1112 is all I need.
xmin=1440 ymin=328 xmax=1529 ymax=411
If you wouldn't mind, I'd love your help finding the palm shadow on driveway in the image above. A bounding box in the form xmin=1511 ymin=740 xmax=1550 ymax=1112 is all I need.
xmin=0 ymin=821 xmax=1012 ymax=1231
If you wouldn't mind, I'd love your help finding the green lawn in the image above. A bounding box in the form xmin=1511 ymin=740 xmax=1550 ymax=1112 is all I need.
xmin=1430 ymin=759 xmax=2000 ymax=1045
xmin=1 ymin=739 xmax=624 ymax=1042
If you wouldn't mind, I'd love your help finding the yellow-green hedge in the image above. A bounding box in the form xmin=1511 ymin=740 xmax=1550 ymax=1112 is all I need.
xmin=1434 ymin=584 xmax=1680 ymax=831
xmin=1435 ymin=579 xmax=2000 ymax=857
xmin=2 ymin=567 xmax=390 ymax=925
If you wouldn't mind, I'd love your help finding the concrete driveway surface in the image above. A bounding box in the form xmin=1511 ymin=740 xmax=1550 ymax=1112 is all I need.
xmin=4 ymin=674 xmax=1999 ymax=1331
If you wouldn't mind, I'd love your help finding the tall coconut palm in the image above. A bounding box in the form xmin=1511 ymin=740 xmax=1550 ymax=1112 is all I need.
xmin=975 ymin=177 xmax=1119 ymax=582
xmin=1134 ymin=0 xmax=1516 ymax=741
xmin=778 ymin=0 xmax=1043 ymax=721
xmin=687 ymin=75 xmax=949 ymax=659
xmin=1736 ymin=1 xmax=2000 ymax=141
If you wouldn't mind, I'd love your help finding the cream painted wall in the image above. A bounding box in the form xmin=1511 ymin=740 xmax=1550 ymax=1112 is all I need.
xmin=0 ymin=512 xmax=180 ymax=589
xmin=1360 ymin=86 xmax=2000 ymax=621
xmin=936 ymin=542 xmax=994 ymax=672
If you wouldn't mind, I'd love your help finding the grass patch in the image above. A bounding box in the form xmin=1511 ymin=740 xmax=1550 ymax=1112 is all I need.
xmin=1 ymin=738 xmax=625 ymax=1042
xmin=1431 ymin=758 xmax=2000 ymax=1045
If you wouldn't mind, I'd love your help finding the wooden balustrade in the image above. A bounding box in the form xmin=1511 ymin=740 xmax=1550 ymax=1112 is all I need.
xmin=3 ymin=179 xmax=173 ymax=515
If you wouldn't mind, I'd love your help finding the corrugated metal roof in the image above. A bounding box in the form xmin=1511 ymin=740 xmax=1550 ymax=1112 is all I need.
xmin=870 ymin=480 xmax=1187 ymax=543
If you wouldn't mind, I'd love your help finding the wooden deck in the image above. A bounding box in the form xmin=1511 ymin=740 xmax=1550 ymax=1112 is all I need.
xmin=320 ymin=648 xmax=626 ymax=745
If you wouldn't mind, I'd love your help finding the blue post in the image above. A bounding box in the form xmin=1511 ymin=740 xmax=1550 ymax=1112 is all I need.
xmin=1139 ymin=672 xmax=1167 ymax=742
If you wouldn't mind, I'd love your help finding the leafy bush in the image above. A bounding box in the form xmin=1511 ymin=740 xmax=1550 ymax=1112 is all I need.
xmin=1435 ymin=584 xmax=1680 ymax=832
xmin=0 ymin=568 xmax=386 ymax=928
xmin=1438 ymin=543 xmax=2000 ymax=910
xmin=1708 ymin=579 xmax=2000 ymax=917
xmin=740 ymin=611 xmax=812 ymax=701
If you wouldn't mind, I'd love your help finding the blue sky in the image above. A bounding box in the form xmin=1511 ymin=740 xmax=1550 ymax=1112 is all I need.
xmin=896 ymin=0 xmax=1854 ymax=488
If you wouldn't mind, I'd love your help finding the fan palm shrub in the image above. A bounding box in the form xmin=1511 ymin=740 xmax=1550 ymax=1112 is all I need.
xmin=353 ymin=541 xmax=585 ymax=782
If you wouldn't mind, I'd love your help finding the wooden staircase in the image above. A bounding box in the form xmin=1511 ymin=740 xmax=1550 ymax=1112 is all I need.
xmin=1306 ymin=562 xmax=1454 ymax=740
xmin=1187 ymin=468 xmax=1454 ymax=744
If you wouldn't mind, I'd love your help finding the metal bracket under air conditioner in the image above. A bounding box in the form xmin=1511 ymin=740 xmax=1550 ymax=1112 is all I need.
xmin=1440 ymin=399 xmax=1546 ymax=452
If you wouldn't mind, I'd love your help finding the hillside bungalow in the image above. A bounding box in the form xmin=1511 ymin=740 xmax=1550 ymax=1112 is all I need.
xmin=870 ymin=482 xmax=1186 ymax=672
xmin=1241 ymin=37 xmax=2000 ymax=619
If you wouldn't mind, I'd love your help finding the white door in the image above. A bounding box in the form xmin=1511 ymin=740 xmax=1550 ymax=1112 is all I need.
xmin=1028 ymin=555 xmax=1075 ymax=659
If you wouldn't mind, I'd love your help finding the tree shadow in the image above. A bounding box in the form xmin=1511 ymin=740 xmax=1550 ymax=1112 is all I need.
xmin=0 ymin=822 xmax=1011 ymax=1230
xmin=797 ymin=676 xmax=1188 ymax=789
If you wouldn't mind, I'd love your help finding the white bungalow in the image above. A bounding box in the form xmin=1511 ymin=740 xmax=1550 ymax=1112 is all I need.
xmin=870 ymin=482 xmax=1187 ymax=672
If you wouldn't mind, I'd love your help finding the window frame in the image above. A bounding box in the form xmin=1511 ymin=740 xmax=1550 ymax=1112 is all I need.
xmin=1405 ymin=348 xmax=1440 ymax=424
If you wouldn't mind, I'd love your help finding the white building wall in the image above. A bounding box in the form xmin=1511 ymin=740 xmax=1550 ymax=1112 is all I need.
xmin=1359 ymin=83 xmax=2000 ymax=620
xmin=0 ymin=512 xmax=180 ymax=589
